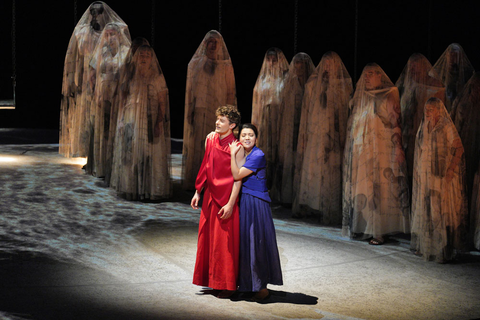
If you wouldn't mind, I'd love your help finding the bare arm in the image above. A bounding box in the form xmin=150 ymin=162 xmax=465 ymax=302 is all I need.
xmin=229 ymin=143 xmax=253 ymax=180
xmin=218 ymin=180 xmax=242 ymax=220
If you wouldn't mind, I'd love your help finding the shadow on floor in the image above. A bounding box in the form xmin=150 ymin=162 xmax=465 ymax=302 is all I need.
xmin=198 ymin=288 xmax=318 ymax=305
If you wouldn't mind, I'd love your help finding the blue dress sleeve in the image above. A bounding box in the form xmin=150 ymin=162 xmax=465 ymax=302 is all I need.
xmin=243 ymin=148 xmax=266 ymax=171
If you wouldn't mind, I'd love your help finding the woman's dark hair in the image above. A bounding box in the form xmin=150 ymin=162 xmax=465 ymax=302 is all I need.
xmin=239 ymin=123 xmax=258 ymax=138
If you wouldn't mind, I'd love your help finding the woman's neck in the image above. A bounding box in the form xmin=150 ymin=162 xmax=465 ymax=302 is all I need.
xmin=244 ymin=146 xmax=254 ymax=155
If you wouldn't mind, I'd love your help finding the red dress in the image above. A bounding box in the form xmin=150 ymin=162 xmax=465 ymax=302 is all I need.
xmin=192 ymin=133 xmax=240 ymax=290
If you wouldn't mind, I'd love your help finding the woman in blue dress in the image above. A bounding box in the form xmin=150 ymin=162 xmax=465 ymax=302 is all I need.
xmin=229 ymin=123 xmax=283 ymax=301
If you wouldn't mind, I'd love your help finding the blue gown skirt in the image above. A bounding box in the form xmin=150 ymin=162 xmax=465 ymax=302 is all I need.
xmin=238 ymin=193 xmax=283 ymax=292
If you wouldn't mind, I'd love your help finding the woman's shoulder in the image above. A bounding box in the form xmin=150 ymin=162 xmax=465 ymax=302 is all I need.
xmin=249 ymin=146 xmax=265 ymax=159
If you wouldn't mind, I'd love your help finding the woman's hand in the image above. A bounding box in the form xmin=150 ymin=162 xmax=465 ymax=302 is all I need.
xmin=229 ymin=142 xmax=242 ymax=155
xmin=206 ymin=131 xmax=217 ymax=141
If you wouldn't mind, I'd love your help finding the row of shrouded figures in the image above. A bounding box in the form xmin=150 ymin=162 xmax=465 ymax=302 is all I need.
xmin=59 ymin=2 xmax=480 ymax=262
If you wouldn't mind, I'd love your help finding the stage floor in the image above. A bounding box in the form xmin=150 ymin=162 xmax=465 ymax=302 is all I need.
xmin=0 ymin=129 xmax=479 ymax=320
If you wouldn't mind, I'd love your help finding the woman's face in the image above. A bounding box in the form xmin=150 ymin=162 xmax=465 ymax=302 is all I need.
xmin=239 ymin=128 xmax=256 ymax=151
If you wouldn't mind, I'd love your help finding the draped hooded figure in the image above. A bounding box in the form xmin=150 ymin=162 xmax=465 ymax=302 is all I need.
xmin=411 ymin=97 xmax=467 ymax=262
xmin=59 ymin=1 xmax=127 ymax=158
xmin=271 ymin=52 xmax=315 ymax=203
xmin=110 ymin=45 xmax=171 ymax=201
xmin=428 ymin=43 xmax=474 ymax=112
xmin=292 ymin=52 xmax=353 ymax=224
xmin=342 ymin=63 xmax=409 ymax=244
xmin=251 ymin=48 xmax=289 ymax=188
xmin=396 ymin=53 xmax=445 ymax=188
xmin=450 ymin=72 xmax=480 ymax=247
xmin=472 ymin=158 xmax=480 ymax=250
xmin=86 ymin=22 xmax=131 ymax=177
xmin=104 ymin=37 xmax=150 ymax=186
xmin=182 ymin=30 xmax=236 ymax=190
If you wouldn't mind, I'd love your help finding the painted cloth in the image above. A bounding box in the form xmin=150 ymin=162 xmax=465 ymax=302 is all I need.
xmin=342 ymin=63 xmax=410 ymax=239
xmin=251 ymin=47 xmax=289 ymax=188
xmin=59 ymin=2 xmax=127 ymax=158
xmin=110 ymin=46 xmax=171 ymax=200
xmin=396 ymin=53 xmax=445 ymax=188
xmin=272 ymin=52 xmax=315 ymax=203
xmin=293 ymin=52 xmax=352 ymax=225
xmin=411 ymin=98 xmax=468 ymax=262
xmin=182 ymin=30 xmax=236 ymax=190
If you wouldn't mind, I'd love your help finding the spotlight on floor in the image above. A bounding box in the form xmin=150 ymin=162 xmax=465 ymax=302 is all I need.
xmin=0 ymin=156 xmax=17 ymax=163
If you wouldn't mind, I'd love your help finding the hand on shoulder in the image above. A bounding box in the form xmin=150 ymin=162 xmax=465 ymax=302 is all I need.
xmin=229 ymin=141 xmax=243 ymax=155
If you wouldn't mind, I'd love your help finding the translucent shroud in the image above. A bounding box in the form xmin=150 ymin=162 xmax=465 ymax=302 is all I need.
xmin=292 ymin=52 xmax=353 ymax=225
xmin=110 ymin=46 xmax=172 ymax=200
xmin=472 ymin=159 xmax=480 ymax=250
xmin=182 ymin=30 xmax=236 ymax=190
xmin=428 ymin=43 xmax=474 ymax=112
xmin=450 ymin=72 xmax=480 ymax=247
xmin=251 ymin=47 xmax=289 ymax=188
xmin=88 ymin=22 xmax=131 ymax=178
xmin=395 ymin=53 xmax=445 ymax=187
xmin=59 ymin=1 xmax=128 ymax=158
xmin=411 ymin=98 xmax=467 ymax=262
xmin=271 ymin=52 xmax=315 ymax=204
xmin=342 ymin=63 xmax=410 ymax=239
xmin=104 ymin=37 xmax=150 ymax=186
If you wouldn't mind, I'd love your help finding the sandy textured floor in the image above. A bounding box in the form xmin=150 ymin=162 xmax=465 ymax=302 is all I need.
xmin=0 ymin=143 xmax=479 ymax=320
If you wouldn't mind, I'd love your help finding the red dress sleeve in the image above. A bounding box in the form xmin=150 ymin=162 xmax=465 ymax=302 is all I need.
xmin=194 ymin=138 xmax=211 ymax=192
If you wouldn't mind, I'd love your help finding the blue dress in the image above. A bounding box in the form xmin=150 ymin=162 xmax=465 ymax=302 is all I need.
xmin=238 ymin=146 xmax=283 ymax=292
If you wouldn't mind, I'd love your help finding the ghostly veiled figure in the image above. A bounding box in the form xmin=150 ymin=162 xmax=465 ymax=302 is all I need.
xmin=182 ymin=30 xmax=236 ymax=190
xmin=104 ymin=37 xmax=150 ymax=186
xmin=59 ymin=1 xmax=127 ymax=158
xmin=472 ymin=158 xmax=480 ymax=250
xmin=251 ymin=48 xmax=289 ymax=188
xmin=428 ymin=43 xmax=474 ymax=112
xmin=271 ymin=52 xmax=315 ymax=203
xmin=450 ymin=72 xmax=480 ymax=246
xmin=86 ymin=22 xmax=131 ymax=178
xmin=342 ymin=63 xmax=409 ymax=241
xmin=292 ymin=52 xmax=353 ymax=225
xmin=110 ymin=45 xmax=172 ymax=201
xmin=411 ymin=97 xmax=467 ymax=262
xmin=396 ymin=53 xmax=445 ymax=188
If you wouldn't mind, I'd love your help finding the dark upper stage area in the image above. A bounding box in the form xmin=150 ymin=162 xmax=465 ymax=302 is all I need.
xmin=1 ymin=0 xmax=480 ymax=140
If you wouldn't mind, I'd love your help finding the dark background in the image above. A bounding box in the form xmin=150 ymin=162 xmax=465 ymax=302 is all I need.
xmin=1 ymin=0 xmax=479 ymax=139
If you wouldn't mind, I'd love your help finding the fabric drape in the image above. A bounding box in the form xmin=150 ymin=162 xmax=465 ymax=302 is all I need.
xmin=396 ymin=53 xmax=445 ymax=188
xmin=342 ymin=63 xmax=410 ymax=239
xmin=104 ymin=37 xmax=150 ymax=185
xmin=182 ymin=30 xmax=237 ymax=190
xmin=271 ymin=52 xmax=315 ymax=204
xmin=87 ymin=22 xmax=131 ymax=177
xmin=450 ymin=72 xmax=480 ymax=247
xmin=59 ymin=2 xmax=127 ymax=158
xmin=428 ymin=43 xmax=474 ymax=112
xmin=110 ymin=46 xmax=171 ymax=200
xmin=293 ymin=52 xmax=353 ymax=225
xmin=251 ymin=48 xmax=289 ymax=189
xmin=411 ymin=98 xmax=468 ymax=262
